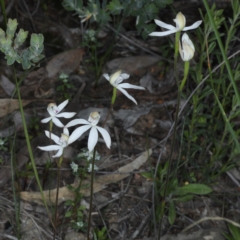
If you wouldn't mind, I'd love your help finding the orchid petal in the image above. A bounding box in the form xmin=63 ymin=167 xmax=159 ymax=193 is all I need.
xmin=118 ymin=83 xmax=145 ymax=90
xmin=57 ymin=112 xmax=76 ymax=118
xmin=121 ymin=73 xmax=130 ymax=79
xmin=103 ymin=74 xmax=110 ymax=81
xmin=68 ymin=125 xmax=91 ymax=145
xmin=65 ymin=119 xmax=90 ymax=128
xmin=52 ymin=148 xmax=64 ymax=158
xmin=88 ymin=127 xmax=98 ymax=152
xmin=149 ymin=29 xmax=177 ymax=36
xmin=57 ymin=99 xmax=69 ymax=112
xmin=52 ymin=117 xmax=64 ymax=128
xmin=96 ymin=126 xmax=111 ymax=149
xmin=47 ymin=107 xmax=54 ymax=116
xmin=41 ymin=117 xmax=51 ymax=123
xmin=183 ymin=20 xmax=202 ymax=31
xmin=182 ymin=33 xmax=195 ymax=51
xmin=116 ymin=86 xmax=138 ymax=104
xmin=45 ymin=131 xmax=60 ymax=144
xmin=154 ymin=19 xmax=175 ymax=30
xmin=115 ymin=76 xmax=124 ymax=85
xmin=63 ymin=127 xmax=69 ymax=136
xmin=38 ymin=145 xmax=61 ymax=151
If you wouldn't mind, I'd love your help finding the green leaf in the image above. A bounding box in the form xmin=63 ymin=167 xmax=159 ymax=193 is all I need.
xmin=143 ymin=3 xmax=158 ymax=19
xmin=173 ymin=184 xmax=212 ymax=196
xmin=0 ymin=28 xmax=5 ymax=39
xmin=228 ymin=224 xmax=240 ymax=239
xmin=30 ymin=33 xmax=44 ymax=49
xmin=6 ymin=55 xmax=16 ymax=65
xmin=174 ymin=194 xmax=194 ymax=202
xmin=168 ymin=200 xmax=176 ymax=225
xmin=65 ymin=211 xmax=72 ymax=217
xmin=62 ymin=0 xmax=83 ymax=11
xmin=15 ymin=29 xmax=28 ymax=46
xmin=6 ymin=19 xmax=18 ymax=39
xmin=154 ymin=0 xmax=173 ymax=8
xmin=140 ymin=23 xmax=156 ymax=40
xmin=140 ymin=171 xmax=153 ymax=179
xmin=107 ymin=0 xmax=124 ymax=15
xmin=98 ymin=9 xmax=112 ymax=25
xmin=21 ymin=56 xmax=31 ymax=70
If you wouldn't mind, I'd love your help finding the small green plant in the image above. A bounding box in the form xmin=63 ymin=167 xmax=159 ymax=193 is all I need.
xmin=56 ymin=73 xmax=75 ymax=100
xmin=0 ymin=18 xmax=44 ymax=69
xmin=142 ymin=162 xmax=212 ymax=225
xmin=224 ymin=224 xmax=240 ymax=240
xmin=29 ymin=115 xmax=41 ymax=138
xmin=65 ymin=198 xmax=86 ymax=231
xmin=0 ymin=137 xmax=9 ymax=151
xmin=93 ymin=227 xmax=108 ymax=240
xmin=62 ymin=0 xmax=173 ymax=39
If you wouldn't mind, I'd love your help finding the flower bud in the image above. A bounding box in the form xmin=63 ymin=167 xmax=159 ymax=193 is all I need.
xmin=179 ymin=33 xmax=195 ymax=61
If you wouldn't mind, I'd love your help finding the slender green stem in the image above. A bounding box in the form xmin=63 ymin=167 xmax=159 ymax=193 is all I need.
xmin=111 ymin=87 xmax=117 ymax=105
xmin=0 ymin=0 xmax=7 ymax=26
xmin=53 ymin=155 xmax=63 ymax=240
xmin=180 ymin=61 xmax=190 ymax=91
xmin=158 ymin=31 xmax=181 ymax=239
xmin=103 ymin=87 xmax=117 ymax=127
xmin=203 ymin=0 xmax=240 ymax=105
xmin=14 ymin=68 xmax=51 ymax=217
xmin=87 ymin=148 xmax=96 ymax=240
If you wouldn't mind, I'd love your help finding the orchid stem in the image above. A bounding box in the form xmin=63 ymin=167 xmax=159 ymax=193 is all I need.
xmin=180 ymin=61 xmax=190 ymax=91
xmin=157 ymin=31 xmax=181 ymax=239
xmin=103 ymin=88 xmax=116 ymax=127
xmin=111 ymin=87 xmax=117 ymax=105
xmin=53 ymin=155 xmax=63 ymax=240
xmin=87 ymin=147 xmax=96 ymax=240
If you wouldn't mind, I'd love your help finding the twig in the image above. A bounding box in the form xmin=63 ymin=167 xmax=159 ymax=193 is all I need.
xmin=182 ymin=216 xmax=240 ymax=233
xmin=106 ymin=25 xmax=173 ymax=62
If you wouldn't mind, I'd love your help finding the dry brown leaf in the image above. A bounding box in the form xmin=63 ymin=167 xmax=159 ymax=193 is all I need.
xmin=46 ymin=48 xmax=84 ymax=78
xmin=106 ymin=55 xmax=160 ymax=76
xmin=0 ymin=99 xmax=34 ymax=117
xmin=0 ymin=75 xmax=15 ymax=96
xmin=118 ymin=149 xmax=152 ymax=173
xmin=20 ymin=149 xmax=152 ymax=205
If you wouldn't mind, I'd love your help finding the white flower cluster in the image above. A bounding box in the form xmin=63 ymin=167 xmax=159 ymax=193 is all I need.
xmin=38 ymin=100 xmax=111 ymax=159
xmin=38 ymin=69 xmax=145 ymax=162
xmin=149 ymin=12 xmax=202 ymax=61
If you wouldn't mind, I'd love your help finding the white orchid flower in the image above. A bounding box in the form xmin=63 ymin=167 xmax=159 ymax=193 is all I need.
xmin=38 ymin=130 xmax=77 ymax=158
xmin=149 ymin=12 xmax=202 ymax=37
xmin=41 ymin=99 xmax=76 ymax=128
xmin=103 ymin=70 xmax=145 ymax=105
xmin=65 ymin=111 xmax=111 ymax=153
xmin=179 ymin=33 xmax=195 ymax=61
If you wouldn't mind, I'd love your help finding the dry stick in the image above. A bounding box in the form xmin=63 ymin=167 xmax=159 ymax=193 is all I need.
xmin=182 ymin=216 xmax=240 ymax=233
xmin=106 ymin=25 xmax=173 ymax=62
